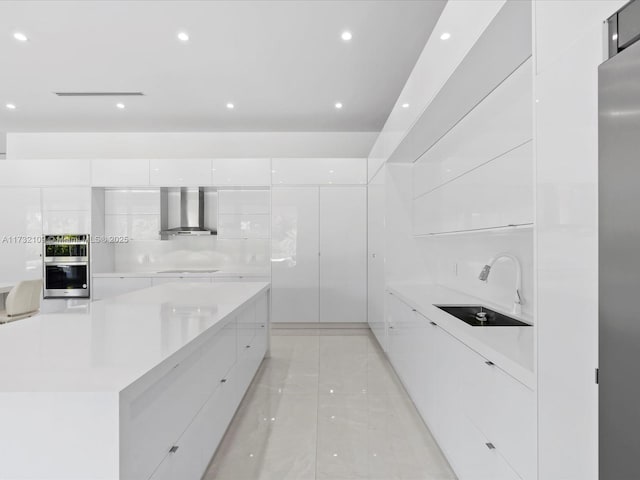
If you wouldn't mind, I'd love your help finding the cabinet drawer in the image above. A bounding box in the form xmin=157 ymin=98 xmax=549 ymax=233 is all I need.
xmin=465 ymin=354 xmax=535 ymax=480
xmin=120 ymin=347 xmax=207 ymax=480
xmin=200 ymin=320 xmax=237 ymax=400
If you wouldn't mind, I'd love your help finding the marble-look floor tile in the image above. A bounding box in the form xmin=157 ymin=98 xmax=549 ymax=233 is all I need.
xmin=204 ymin=329 xmax=457 ymax=480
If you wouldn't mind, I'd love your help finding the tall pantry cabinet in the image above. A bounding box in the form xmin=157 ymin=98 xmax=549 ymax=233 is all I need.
xmin=270 ymin=158 xmax=367 ymax=324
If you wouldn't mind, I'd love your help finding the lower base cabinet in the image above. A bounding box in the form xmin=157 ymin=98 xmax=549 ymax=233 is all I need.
xmin=385 ymin=292 xmax=535 ymax=480
xmin=123 ymin=290 xmax=269 ymax=480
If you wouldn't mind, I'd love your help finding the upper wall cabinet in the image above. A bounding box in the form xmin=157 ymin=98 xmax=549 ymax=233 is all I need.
xmin=0 ymin=160 xmax=91 ymax=186
xmin=413 ymin=141 xmax=533 ymax=235
xmin=271 ymin=158 xmax=366 ymax=185
xmin=211 ymin=158 xmax=271 ymax=186
xmin=92 ymin=159 xmax=150 ymax=186
xmin=413 ymin=59 xmax=533 ymax=198
xmin=149 ymin=159 xmax=212 ymax=186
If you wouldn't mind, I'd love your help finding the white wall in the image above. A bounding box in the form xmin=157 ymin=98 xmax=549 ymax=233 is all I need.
xmin=533 ymin=1 xmax=625 ymax=478
xmin=6 ymin=132 xmax=377 ymax=160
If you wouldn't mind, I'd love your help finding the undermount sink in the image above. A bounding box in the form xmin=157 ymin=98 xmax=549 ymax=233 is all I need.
xmin=434 ymin=305 xmax=531 ymax=327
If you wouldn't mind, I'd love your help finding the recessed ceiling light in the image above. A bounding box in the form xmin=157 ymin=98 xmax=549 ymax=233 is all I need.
xmin=335 ymin=102 xmax=343 ymax=109
xmin=402 ymin=103 xmax=410 ymax=108
xmin=226 ymin=102 xmax=235 ymax=110
xmin=116 ymin=103 xmax=125 ymax=109
xmin=177 ymin=31 xmax=190 ymax=42
xmin=13 ymin=32 xmax=28 ymax=42
xmin=5 ymin=103 xmax=16 ymax=110
xmin=341 ymin=31 xmax=352 ymax=41
xmin=440 ymin=32 xmax=451 ymax=40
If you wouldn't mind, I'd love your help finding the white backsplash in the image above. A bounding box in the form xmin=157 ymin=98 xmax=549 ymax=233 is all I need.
xmin=112 ymin=236 xmax=270 ymax=274
xmin=417 ymin=229 xmax=533 ymax=320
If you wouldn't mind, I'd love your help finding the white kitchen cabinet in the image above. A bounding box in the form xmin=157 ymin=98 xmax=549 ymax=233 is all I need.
xmin=413 ymin=60 xmax=533 ymax=198
xmin=271 ymin=187 xmax=319 ymax=323
xmin=211 ymin=158 xmax=271 ymax=186
xmin=91 ymin=159 xmax=150 ymax=186
xmin=0 ymin=160 xmax=90 ymax=186
xmin=271 ymin=158 xmax=366 ymax=185
xmin=413 ymin=141 xmax=533 ymax=235
xmin=368 ymin=169 xmax=386 ymax=347
xmin=149 ymin=159 xmax=212 ymax=186
xmin=319 ymin=187 xmax=366 ymax=323
xmin=0 ymin=188 xmax=43 ymax=282
xmin=385 ymin=293 xmax=536 ymax=480
xmin=92 ymin=277 xmax=152 ymax=300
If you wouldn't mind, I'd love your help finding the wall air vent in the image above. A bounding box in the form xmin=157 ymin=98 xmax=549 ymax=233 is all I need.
xmin=53 ymin=92 xmax=145 ymax=97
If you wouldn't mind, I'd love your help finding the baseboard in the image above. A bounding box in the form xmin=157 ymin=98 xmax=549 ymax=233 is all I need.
xmin=271 ymin=322 xmax=369 ymax=329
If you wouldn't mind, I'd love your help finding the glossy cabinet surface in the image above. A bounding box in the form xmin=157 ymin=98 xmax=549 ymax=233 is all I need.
xmin=92 ymin=159 xmax=150 ymax=186
xmin=319 ymin=187 xmax=367 ymax=323
xmin=218 ymin=190 xmax=270 ymax=215
xmin=271 ymin=187 xmax=319 ymax=323
xmin=0 ymin=160 xmax=91 ymax=186
xmin=149 ymin=159 xmax=212 ymax=186
xmin=271 ymin=158 xmax=366 ymax=185
xmin=212 ymin=158 xmax=271 ymax=186
xmin=385 ymin=292 xmax=535 ymax=480
xmin=413 ymin=141 xmax=533 ymax=235
xmin=0 ymin=188 xmax=43 ymax=281
xmin=367 ymin=169 xmax=386 ymax=347
xmin=413 ymin=59 xmax=533 ymax=198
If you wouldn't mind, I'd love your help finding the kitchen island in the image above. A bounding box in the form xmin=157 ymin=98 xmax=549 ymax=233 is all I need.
xmin=0 ymin=281 xmax=270 ymax=480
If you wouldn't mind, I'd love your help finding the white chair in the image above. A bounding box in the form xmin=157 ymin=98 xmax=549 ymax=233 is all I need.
xmin=0 ymin=279 xmax=43 ymax=324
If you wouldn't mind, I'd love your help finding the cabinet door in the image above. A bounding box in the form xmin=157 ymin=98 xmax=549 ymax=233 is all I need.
xmin=271 ymin=187 xmax=319 ymax=323
xmin=319 ymin=187 xmax=367 ymax=323
xmin=212 ymin=158 xmax=271 ymax=186
xmin=92 ymin=277 xmax=152 ymax=300
xmin=91 ymin=159 xmax=150 ymax=186
xmin=367 ymin=171 xmax=386 ymax=348
xmin=149 ymin=159 xmax=212 ymax=186
xmin=0 ymin=188 xmax=42 ymax=281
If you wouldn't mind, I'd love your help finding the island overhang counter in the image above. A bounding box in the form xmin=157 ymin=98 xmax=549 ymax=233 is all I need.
xmin=0 ymin=281 xmax=270 ymax=480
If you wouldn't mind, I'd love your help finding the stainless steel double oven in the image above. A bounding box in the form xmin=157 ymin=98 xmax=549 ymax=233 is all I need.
xmin=43 ymin=234 xmax=90 ymax=298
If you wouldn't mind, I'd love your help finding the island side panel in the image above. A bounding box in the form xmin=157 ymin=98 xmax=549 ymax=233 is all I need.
xmin=0 ymin=392 xmax=119 ymax=479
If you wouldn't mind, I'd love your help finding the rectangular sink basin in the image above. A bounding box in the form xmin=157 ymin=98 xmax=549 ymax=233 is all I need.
xmin=434 ymin=305 xmax=531 ymax=327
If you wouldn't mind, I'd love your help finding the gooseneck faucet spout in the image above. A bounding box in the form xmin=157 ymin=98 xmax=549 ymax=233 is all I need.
xmin=478 ymin=252 xmax=523 ymax=316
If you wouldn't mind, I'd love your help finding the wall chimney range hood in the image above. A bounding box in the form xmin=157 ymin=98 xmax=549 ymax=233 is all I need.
xmin=160 ymin=187 xmax=217 ymax=239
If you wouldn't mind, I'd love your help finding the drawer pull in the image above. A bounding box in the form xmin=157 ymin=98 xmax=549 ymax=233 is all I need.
xmin=412 ymin=308 xmax=417 ymax=312
xmin=245 ymin=345 xmax=251 ymax=349
xmin=220 ymin=378 xmax=227 ymax=383
xmin=485 ymin=442 xmax=495 ymax=450
xmin=429 ymin=321 xmax=437 ymax=326
xmin=169 ymin=445 xmax=179 ymax=453
xmin=260 ymin=324 xmax=265 ymax=328
xmin=485 ymin=360 xmax=495 ymax=366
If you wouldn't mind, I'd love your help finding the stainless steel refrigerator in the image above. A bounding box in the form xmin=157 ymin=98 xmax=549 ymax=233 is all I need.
xmin=599 ymin=2 xmax=640 ymax=477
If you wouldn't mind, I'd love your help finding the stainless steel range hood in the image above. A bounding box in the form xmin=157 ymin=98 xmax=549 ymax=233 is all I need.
xmin=160 ymin=187 xmax=217 ymax=239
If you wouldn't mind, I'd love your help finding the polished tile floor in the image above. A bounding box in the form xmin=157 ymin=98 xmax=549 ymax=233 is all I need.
xmin=204 ymin=327 xmax=456 ymax=480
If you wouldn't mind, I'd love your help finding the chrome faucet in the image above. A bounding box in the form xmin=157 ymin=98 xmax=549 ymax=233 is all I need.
xmin=478 ymin=253 xmax=523 ymax=315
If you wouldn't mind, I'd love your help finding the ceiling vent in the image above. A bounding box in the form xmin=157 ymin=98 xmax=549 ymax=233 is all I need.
xmin=53 ymin=92 xmax=144 ymax=97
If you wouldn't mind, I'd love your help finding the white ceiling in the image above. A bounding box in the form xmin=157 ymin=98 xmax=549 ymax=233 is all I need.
xmin=0 ymin=0 xmax=445 ymax=133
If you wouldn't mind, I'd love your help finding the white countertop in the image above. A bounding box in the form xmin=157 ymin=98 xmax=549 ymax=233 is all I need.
xmin=387 ymin=282 xmax=535 ymax=388
xmin=0 ymin=282 xmax=270 ymax=393
xmin=92 ymin=270 xmax=270 ymax=278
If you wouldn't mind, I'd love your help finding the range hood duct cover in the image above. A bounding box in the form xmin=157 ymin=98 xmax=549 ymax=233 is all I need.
xmin=160 ymin=187 xmax=216 ymax=239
